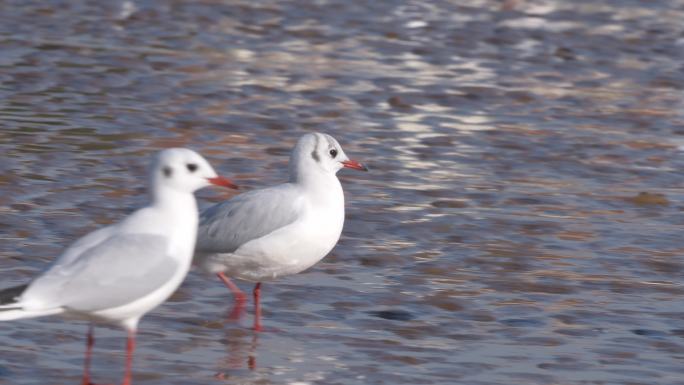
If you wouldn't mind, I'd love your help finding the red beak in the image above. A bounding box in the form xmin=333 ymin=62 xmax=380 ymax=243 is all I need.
xmin=341 ymin=160 xmax=369 ymax=171
xmin=208 ymin=176 xmax=238 ymax=189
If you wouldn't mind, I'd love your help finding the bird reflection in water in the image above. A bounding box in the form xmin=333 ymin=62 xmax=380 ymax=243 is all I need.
xmin=214 ymin=328 xmax=259 ymax=378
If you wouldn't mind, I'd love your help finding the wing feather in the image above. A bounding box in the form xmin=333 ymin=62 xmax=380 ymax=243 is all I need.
xmin=22 ymin=233 xmax=176 ymax=312
xmin=195 ymin=183 xmax=302 ymax=255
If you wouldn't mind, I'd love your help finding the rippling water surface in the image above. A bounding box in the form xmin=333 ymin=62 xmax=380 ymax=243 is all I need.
xmin=1 ymin=1 xmax=684 ymax=384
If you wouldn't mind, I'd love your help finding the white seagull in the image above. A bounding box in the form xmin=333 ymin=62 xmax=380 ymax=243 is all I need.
xmin=0 ymin=148 xmax=237 ymax=385
xmin=194 ymin=132 xmax=367 ymax=331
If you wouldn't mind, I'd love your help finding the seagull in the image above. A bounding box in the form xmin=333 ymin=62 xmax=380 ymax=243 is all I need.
xmin=194 ymin=132 xmax=367 ymax=331
xmin=0 ymin=148 xmax=237 ymax=385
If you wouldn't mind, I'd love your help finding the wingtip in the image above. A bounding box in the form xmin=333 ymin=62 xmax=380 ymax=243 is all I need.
xmin=0 ymin=284 xmax=28 ymax=306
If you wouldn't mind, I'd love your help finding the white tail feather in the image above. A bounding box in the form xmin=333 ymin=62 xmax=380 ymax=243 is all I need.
xmin=0 ymin=307 xmax=63 ymax=321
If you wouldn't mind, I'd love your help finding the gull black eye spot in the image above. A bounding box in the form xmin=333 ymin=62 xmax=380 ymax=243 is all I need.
xmin=163 ymin=166 xmax=173 ymax=178
xmin=186 ymin=163 xmax=198 ymax=173
xmin=329 ymin=149 xmax=338 ymax=158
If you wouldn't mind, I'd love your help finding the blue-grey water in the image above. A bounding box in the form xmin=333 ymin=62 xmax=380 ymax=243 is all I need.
xmin=1 ymin=0 xmax=684 ymax=384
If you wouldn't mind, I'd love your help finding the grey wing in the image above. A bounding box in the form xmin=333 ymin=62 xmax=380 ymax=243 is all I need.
xmin=196 ymin=184 xmax=302 ymax=254
xmin=25 ymin=233 xmax=177 ymax=312
xmin=53 ymin=225 xmax=118 ymax=267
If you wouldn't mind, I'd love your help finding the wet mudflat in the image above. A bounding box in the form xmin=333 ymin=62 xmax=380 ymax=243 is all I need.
xmin=1 ymin=0 xmax=684 ymax=384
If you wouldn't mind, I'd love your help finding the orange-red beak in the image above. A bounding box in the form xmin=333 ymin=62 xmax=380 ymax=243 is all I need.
xmin=208 ymin=176 xmax=238 ymax=189
xmin=341 ymin=160 xmax=369 ymax=171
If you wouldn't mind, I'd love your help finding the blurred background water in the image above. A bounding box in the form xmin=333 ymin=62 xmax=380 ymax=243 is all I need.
xmin=1 ymin=0 xmax=684 ymax=384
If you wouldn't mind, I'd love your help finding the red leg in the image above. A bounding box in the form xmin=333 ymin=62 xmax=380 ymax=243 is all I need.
xmin=122 ymin=330 xmax=135 ymax=385
xmin=217 ymin=272 xmax=247 ymax=320
xmin=82 ymin=324 xmax=95 ymax=385
xmin=217 ymin=272 xmax=247 ymax=301
xmin=253 ymin=283 xmax=262 ymax=332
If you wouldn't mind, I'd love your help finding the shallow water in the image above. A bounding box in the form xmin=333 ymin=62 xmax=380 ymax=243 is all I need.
xmin=1 ymin=0 xmax=684 ymax=384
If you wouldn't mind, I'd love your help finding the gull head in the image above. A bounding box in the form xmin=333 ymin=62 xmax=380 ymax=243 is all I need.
xmin=290 ymin=133 xmax=368 ymax=180
xmin=151 ymin=148 xmax=237 ymax=194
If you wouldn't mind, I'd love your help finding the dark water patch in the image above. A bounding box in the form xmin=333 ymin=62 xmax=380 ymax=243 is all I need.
xmin=430 ymin=200 xmax=468 ymax=208
xmin=0 ymin=365 xmax=12 ymax=377
xmin=446 ymin=333 xmax=486 ymax=342
xmin=554 ymin=328 xmax=604 ymax=337
xmin=369 ymin=310 xmax=415 ymax=322
xmin=500 ymin=318 xmax=544 ymax=327
xmin=487 ymin=279 xmax=577 ymax=295
xmin=516 ymin=336 xmax=564 ymax=347
xmin=631 ymin=329 xmax=669 ymax=338
xmin=625 ymin=192 xmax=670 ymax=206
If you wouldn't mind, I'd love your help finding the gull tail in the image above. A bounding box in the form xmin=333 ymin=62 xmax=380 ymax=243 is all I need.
xmin=0 ymin=284 xmax=61 ymax=321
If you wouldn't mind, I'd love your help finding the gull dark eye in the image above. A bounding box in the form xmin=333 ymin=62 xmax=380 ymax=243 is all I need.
xmin=186 ymin=163 xmax=198 ymax=173
xmin=329 ymin=149 xmax=338 ymax=158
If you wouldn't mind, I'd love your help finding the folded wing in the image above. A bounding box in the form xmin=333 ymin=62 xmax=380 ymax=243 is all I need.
xmin=22 ymin=233 xmax=177 ymax=313
xmin=196 ymin=184 xmax=303 ymax=255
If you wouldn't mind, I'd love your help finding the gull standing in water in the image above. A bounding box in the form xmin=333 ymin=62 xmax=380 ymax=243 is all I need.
xmin=0 ymin=148 xmax=237 ymax=385
xmin=194 ymin=133 xmax=367 ymax=331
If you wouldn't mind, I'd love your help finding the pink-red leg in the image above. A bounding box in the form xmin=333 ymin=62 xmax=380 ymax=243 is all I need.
xmin=217 ymin=272 xmax=247 ymax=320
xmin=253 ymin=283 xmax=262 ymax=332
xmin=122 ymin=330 xmax=135 ymax=385
xmin=81 ymin=324 xmax=95 ymax=385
